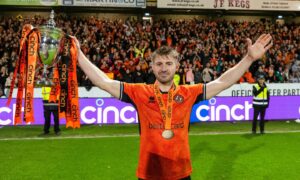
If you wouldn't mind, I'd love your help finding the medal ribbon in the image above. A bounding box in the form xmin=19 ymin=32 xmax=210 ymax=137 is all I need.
xmin=153 ymin=81 xmax=177 ymax=130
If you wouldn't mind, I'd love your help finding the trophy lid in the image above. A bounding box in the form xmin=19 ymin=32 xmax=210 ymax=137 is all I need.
xmin=39 ymin=10 xmax=63 ymax=33
xmin=39 ymin=10 xmax=64 ymax=40
xmin=46 ymin=10 xmax=56 ymax=28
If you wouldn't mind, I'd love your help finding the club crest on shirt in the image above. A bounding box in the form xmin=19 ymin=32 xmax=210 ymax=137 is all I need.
xmin=174 ymin=94 xmax=184 ymax=103
xmin=148 ymin=96 xmax=155 ymax=103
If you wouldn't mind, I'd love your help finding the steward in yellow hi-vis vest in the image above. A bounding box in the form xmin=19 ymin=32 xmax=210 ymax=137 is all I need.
xmin=252 ymin=74 xmax=270 ymax=134
xmin=41 ymin=87 xmax=60 ymax=135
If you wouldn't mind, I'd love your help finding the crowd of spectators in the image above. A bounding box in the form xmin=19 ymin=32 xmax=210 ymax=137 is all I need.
xmin=0 ymin=14 xmax=300 ymax=96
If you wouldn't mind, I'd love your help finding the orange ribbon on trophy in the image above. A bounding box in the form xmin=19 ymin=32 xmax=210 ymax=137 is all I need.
xmin=58 ymin=36 xmax=80 ymax=128
xmin=7 ymin=24 xmax=80 ymax=128
xmin=6 ymin=24 xmax=33 ymax=124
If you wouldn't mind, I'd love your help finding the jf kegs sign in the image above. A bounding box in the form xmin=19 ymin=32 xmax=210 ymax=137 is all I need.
xmin=157 ymin=0 xmax=300 ymax=11
xmin=1 ymin=96 xmax=299 ymax=126
xmin=0 ymin=0 xmax=59 ymax=6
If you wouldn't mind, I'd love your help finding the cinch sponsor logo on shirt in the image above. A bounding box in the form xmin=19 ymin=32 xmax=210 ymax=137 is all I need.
xmin=148 ymin=122 xmax=184 ymax=129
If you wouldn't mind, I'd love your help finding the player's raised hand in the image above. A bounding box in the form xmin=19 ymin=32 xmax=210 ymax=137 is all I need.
xmin=69 ymin=35 xmax=81 ymax=51
xmin=246 ymin=34 xmax=273 ymax=62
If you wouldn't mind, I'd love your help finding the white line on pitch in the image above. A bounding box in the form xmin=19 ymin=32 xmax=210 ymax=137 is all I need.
xmin=1 ymin=130 xmax=300 ymax=141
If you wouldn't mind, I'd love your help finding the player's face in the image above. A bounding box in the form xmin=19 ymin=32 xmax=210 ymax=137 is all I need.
xmin=152 ymin=55 xmax=178 ymax=84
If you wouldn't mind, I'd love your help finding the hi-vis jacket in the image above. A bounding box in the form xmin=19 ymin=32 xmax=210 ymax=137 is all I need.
xmin=42 ymin=87 xmax=58 ymax=106
xmin=252 ymin=83 xmax=270 ymax=108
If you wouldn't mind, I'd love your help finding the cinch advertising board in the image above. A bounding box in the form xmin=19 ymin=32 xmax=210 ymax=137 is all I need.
xmin=1 ymin=96 xmax=299 ymax=125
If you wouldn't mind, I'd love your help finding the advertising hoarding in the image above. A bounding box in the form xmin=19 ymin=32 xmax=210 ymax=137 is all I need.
xmin=1 ymin=96 xmax=299 ymax=126
xmin=0 ymin=0 xmax=59 ymax=6
xmin=157 ymin=0 xmax=300 ymax=11
xmin=64 ymin=0 xmax=146 ymax=8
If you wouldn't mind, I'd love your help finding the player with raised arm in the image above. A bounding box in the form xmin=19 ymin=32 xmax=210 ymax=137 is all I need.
xmin=74 ymin=34 xmax=272 ymax=180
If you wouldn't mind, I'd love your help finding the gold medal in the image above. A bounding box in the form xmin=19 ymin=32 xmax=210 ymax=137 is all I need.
xmin=153 ymin=81 xmax=178 ymax=140
xmin=162 ymin=129 xmax=174 ymax=140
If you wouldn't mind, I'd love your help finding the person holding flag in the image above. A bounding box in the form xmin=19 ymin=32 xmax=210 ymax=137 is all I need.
xmin=75 ymin=34 xmax=272 ymax=179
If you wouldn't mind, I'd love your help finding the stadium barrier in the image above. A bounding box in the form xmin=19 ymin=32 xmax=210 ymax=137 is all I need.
xmin=1 ymin=83 xmax=300 ymax=125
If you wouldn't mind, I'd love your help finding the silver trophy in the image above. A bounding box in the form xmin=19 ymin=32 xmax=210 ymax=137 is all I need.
xmin=36 ymin=10 xmax=64 ymax=86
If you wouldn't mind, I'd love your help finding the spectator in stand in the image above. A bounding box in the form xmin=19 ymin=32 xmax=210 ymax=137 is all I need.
xmin=178 ymin=67 xmax=185 ymax=85
xmin=145 ymin=66 xmax=156 ymax=84
xmin=5 ymin=71 xmax=17 ymax=96
xmin=194 ymin=67 xmax=202 ymax=84
xmin=0 ymin=66 xmax=8 ymax=94
xmin=185 ymin=64 xmax=194 ymax=84
xmin=254 ymin=65 xmax=265 ymax=79
xmin=173 ymin=70 xmax=180 ymax=86
xmin=290 ymin=71 xmax=300 ymax=83
xmin=133 ymin=65 xmax=145 ymax=83
xmin=266 ymin=65 xmax=276 ymax=83
xmin=0 ymin=88 xmax=6 ymax=98
xmin=275 ymin=66 xmax=284 ymax=83
xmin=282 ymin=66 xmax=290 ymax=83
xmin=240 ymin=70 xmax=255 ymax=83
xmin=121 ymin=68 xmax=134 ymax=83
xmin=202 ymin=62 xmax=214 ymax=83
xmin=0 ymin=15 xmax=299 ymax=85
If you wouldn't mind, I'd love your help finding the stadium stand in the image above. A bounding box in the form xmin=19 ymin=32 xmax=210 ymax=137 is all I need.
xmin=0 ymin=14 xmax=299 ymax=96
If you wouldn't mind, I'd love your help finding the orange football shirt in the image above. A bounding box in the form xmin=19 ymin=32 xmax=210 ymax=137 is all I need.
xmin=120 ymin=82 xmax=205 ymax=180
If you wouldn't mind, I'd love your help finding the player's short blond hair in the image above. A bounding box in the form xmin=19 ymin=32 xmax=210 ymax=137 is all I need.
xmin=151 ymin=46 xmax=179 ymax=63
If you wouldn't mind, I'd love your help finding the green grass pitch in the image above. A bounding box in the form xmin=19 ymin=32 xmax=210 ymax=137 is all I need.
xmin=0 ymin=121 xmax=300 ymax=180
